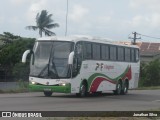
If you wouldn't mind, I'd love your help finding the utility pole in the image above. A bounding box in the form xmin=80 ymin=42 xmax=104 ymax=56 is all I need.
xmin=65 ymin=0 xmax=69 ymax=36
xmin=129 ymin=32 xmax=141 ymax=45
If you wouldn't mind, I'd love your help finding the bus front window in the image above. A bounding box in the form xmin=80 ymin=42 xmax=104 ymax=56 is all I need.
xmin=30 ymin=42 xmax=52 ymax=78
xmin=30 ymin=41 xmax=73 ymax=79
xmin=49 ymin=42 xmax=73 ymax=78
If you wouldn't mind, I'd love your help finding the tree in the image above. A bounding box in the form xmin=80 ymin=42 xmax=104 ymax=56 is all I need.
xmin=0 ymin=34 xmax=35 ymax=81
xmin=26 ymin=10 xmax=59 ymax=37
xmin=139 ymin=59 xmax=160 ymax=87
xmin=0 ymin=32 xmax=21 ymax=48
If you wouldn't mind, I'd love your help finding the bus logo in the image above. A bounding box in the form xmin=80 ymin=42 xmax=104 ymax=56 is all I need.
xmin=95 ymin=63 xmax=103 ymax=71
xmin=95 ymin=63 xmax=114 ymax=71
xmin=46 ymin=82 xmax=49 ymax=85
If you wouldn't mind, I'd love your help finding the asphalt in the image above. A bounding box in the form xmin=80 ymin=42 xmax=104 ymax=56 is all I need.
xmin=0 ymin=90 xmax=159 ymax=112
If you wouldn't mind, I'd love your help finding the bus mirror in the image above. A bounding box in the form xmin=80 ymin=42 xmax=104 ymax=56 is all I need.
xmin=22 ymin=50 xmax=31 ymax=63
xmin=68 ymin=51 xmax=74 ymax=65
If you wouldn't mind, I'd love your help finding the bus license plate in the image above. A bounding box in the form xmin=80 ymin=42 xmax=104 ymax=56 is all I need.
xmin=44 ymin=88 xmax=52 ymax=91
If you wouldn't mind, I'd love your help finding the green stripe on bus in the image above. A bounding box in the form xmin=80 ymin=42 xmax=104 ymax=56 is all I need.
xmin=29 ymin=84 xmax=71 ymax=93
xmin=87 ymin=65 xmax=130 ymax=90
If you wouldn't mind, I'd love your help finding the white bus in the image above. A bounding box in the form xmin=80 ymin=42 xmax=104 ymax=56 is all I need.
xmin=22 ymin=36 xmax=140 ymax=97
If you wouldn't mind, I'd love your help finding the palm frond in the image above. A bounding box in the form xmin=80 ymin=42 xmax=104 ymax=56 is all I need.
xmin=38 ymin=10 xmax=48 ymax=26
xmin=44 ymin=29 xmax=56 ymax=36
xmin=45 ymin=23 xmax=59 ymax=29
xmin=41 ymin=14 xmax=53 ymax=27
xmin=26 ymin=10 xmax=59 ymax=37
xmin=36 ymin=13 xmax=40 ymax=26
xmin=25 ymin=26 xmax=38 ymax=31
xmin=39 ymin=29 xmax=43 ymax=37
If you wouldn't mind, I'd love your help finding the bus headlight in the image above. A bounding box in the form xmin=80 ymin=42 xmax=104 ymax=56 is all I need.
xmin=31 ymin=81 xmax=36 ymax=85
xmin=59 ymin=83 xmax=66 ymax=86
xmin=62 ymin=83 xmax=66 ymax=86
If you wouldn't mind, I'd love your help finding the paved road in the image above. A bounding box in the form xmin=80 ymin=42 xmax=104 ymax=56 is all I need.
xmin=0 ymin=90 xmax=160 ymax=111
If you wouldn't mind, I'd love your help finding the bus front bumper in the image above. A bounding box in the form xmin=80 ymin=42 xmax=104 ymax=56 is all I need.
xmin=29 ymin=83 xmax=71 ymax=93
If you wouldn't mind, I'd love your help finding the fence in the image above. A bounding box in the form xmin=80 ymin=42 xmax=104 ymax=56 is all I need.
xmin=0 ymin=82 xmax=20 ymax=91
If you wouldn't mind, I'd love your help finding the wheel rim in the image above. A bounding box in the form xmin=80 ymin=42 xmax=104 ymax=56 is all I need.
xmin=124 ymin=83 xmax=128 ymax=93
xmin=80 ymin=85 xmax=86 ymax=97
xmin=117 ymin=83 xmax=121 ymax=94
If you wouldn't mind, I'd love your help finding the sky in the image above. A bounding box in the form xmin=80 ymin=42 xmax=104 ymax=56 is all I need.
xmin=0 ymin=0 xmax=160 ymax=42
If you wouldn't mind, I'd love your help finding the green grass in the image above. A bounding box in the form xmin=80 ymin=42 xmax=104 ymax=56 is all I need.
xmin=0 ymin=88 xmax=29 ymax=93
xmin=0 ymin=80 xmax=29 ymax=93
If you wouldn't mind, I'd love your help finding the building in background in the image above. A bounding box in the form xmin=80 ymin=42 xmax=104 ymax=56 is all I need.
xmin=116 ymin=41 xmax=160 ymax=63
xmin=139 ymin=42 xmax=160 ymax=62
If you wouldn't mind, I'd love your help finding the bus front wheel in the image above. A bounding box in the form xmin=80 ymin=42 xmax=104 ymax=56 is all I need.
xmin=76 ymin=83 xmax=87 ymax=97
xmin=44 ymin=91 xmax=52 ymax=97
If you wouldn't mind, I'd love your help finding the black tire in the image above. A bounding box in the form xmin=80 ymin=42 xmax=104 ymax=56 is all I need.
xmin=93 ymin=91 xmax=102 ymax=96
xmin=113 ymin=81 xmax=122 ymax=95
xmin=121 ymin=81 xmax=128 ymax=95
xmin=76 ymin=83 xmax=87 ymax=97
xmin=44 ymin=91 xmax=52 ymax=97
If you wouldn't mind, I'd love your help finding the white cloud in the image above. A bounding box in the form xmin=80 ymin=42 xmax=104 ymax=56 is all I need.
xmin=97 ymin=16 xmax=111 ymax=25
xmin=1 ymin=0 xmax=160 ymax=42
xmin=69 ymin=5 xmax=89 ymax=23
xmin=150 ymin=13 xmax=160 ymax=27
xmin=9 ymin=17 xmax=22 ymax=25
xmin=0 ymin=17 xmax=4 ymax=24
xmin=26 ymin=0 xmax=48 ymax=24
xmin=129 ymin=0 xmax=160 ymax=11
xmin=128 ymin=0 xmax=160 ymax=35
xmin=128 ymin=14 xmax=160 ymax=29
xmin=10 ymin=0 xmax=28 ymax=6
xmin=130 ymin=15 xmax=147 ymax=27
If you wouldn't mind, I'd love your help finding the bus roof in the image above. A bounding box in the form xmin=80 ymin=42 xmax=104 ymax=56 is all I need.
xmin=37 ymin=35 xmax=139 ymax=48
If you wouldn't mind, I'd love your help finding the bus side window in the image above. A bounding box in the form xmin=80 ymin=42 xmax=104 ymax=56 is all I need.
xmin=92 ymin=44 xmax=100 ymax=60
xmin=131 ymin=49 xmax=135 ymax=62
xmin=110 ymin=46 xmax=117 ymax=61
xmin=117 ymin=47 xmax=124 ymax=61
xmin=101 ymin=45 xmax=109 ymax=60
xmin=125 ymin=48 xmax=131 ymax=62
xmin=84 ymin=42 xmax=92 ymax=59
xmin=135 ymin=49 xmax=139 ymax=62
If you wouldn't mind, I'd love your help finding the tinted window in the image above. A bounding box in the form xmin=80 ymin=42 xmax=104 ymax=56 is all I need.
xmin=125 ymin=48 xmax=131 ymax=61
xmin=92 ymin=44 xmax=100 ymax=60
xmin=110 ymin=46 xmax=117 ymax=61
xmin=101 ymin=45 xmax=109 ymax=60
xmin=118 ymin=47 xmax=124 ymax=61
xmin=131 ymin=49 xmax=135 ymax=62
xmin=135 ymin=49 xmax=139 ymax=61
xmin=84 ymin=42 xmax=92 ymax=59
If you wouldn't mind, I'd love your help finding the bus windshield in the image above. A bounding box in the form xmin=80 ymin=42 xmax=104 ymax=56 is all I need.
xmin=30 ymin=41 xmax=74 ymax=79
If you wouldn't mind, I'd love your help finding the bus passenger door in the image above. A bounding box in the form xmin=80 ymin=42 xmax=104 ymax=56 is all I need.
xmin=72 ymin=42 xmax=83 ymax=77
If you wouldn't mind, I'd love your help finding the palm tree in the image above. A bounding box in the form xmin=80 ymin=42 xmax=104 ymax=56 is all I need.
xmin=26 ymin=10 xmax=59 ymax=37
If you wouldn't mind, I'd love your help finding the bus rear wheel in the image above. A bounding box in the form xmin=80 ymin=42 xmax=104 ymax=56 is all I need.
xmin=121 ymin=81 xmax=128 ymax=95
xmin=113 ymin=81 xmax=122 ymax=95
xmin=44 ymin=91 xmax=52 ymax=97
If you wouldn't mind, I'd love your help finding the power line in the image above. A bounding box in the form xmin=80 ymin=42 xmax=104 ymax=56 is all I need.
xmin=128 ymin=32 xmax=160 ymax=44
xmin=137 ymin=33 xmax=160 ymax=39
xmin=128 ymin=32 xmax=141 ymax=45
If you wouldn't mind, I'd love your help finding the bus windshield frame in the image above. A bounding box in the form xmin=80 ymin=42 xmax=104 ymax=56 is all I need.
xmin=30 ymin=41 xmax=74 ymax=79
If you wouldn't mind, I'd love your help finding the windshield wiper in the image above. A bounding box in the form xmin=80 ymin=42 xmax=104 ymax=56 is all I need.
xmin=48 ymin=61 xmax=60 ymax=79
xmin=48 ymin=45 xmax=60 ymax=79
xmin=37 ymin=64 xmax=48 ymax=78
